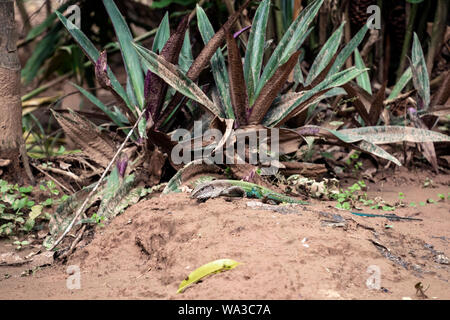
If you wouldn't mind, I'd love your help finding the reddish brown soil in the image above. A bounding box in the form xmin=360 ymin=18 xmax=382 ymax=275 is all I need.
xmin=0 ymin=170 xmax=449 ymax=300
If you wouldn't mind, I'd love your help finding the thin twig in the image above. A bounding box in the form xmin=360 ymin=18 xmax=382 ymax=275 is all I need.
xmin=31 ymin=163 xmax=75 ymax=194
xmin=58 ymin=225 xmax=86 ymax=260
xmin=37 ymin=165 xmax=84 ymax=184
xmin=49 ymin=109 xmax=149 ymax=251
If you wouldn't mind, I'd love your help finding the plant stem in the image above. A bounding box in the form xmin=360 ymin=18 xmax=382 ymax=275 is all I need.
xmin=16 ymin=0 xmax=31 ymax=34
xmin=396 ymin=2 xmax=418 ymax=83
xmin=426 ymin=0 xmax=448 ymax=77
xmin=274 ymin=0 xmax=284 ymax=43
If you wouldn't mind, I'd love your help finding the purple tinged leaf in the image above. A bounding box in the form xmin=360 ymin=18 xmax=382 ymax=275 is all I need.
xmin=233 ymin=25 xmax=251 ymax=39
xmin=116 ymin=155 xmax=129 ymax=178
xmin=95 ymin=51 xmax=112 ymax=88
xmin=144 ymin=70 xmax=152 ymax=100
xmin=156 ymin=0 xmax=252 ymax=128
xmin=242 ymin=169 xmax=255 ymax=182
xmin=144 ymin=70 xmax=152 ymax=121
xmin=297 ymin=127 xmax=320 ymax=136
xmin=407 ymin=107 xmax=417 ymax=115
xmin=94 ymin=51 xmax=137 ymax=124
xmin=226 ymin=29 xmax=249 ymax=127
xmin=145 ymin=15 xmax=190 ymax=122
xmin=248 ymin=50 xmax=302 ymax=124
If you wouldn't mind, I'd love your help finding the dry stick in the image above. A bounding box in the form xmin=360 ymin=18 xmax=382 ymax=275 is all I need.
xmin=426 ymin=0 xmax=448 ymax=77
xmin=343 ymin=6 xmax=352 ymax=69
xmin=396 ymin=2 xmax=418 ymax=83
xmin=31 ymin=163 xmax=74 ymax=194
xmin=20 ymin=143 xmax=35 ymax=185
xmin=58 ymin=225 xmax=86 ymax=260
xmin=274 ymin=0 xmax=284 ymax=43
xmin=360 ymin=29 xmax=380 ymax=60
xmin=223 ymin=0 xmax=248 ymax=44
xmin=49 ymin=108 xmax=148 ymax=251
xmin=189 ymin=0 xmax=207 ymax=21
xmin=16 ymin=0 xmax=31 ymax=35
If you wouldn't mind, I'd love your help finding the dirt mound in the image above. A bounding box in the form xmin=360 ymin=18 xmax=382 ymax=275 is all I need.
xmin=1 ymin=173 xmax=448 ymax=300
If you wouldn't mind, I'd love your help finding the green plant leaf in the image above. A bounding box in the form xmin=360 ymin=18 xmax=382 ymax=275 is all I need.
xmin=25 ymin=0 xmax=75 ymax=41
xmin=56 ymin=11 xmax=131 ymax=109
xmin=21 ymin=26 xmax=60 ymax=85
xmin=389 ymin=67 xmax=412 ymax=100
xmin=103 ymin=0 xmax=145 ymax=108
xmin=256 ymin=0 xmax=324 ymax=98
xmin=153 ymin=12 xmax=170 ymax=53
xmin=327 ymin=24 xmax=369 ymax=77
xmin=411 ymin=33 xmax=430 ymax=109
xmin=133 ymin=43 xmax=221 ymax=116
xmin=179 ymin=31 xmax=194 ymax=73
xmin=19 ymin=186 xmax=33 ymax=194
xmin=305 ymin=22 xmax=344 ymax=86
xmin=150 ymin=0 xmax=197 ymax=8
xmin=71 ymin=83 xmax=127 ymax=130
xmin=244 ymin=0 xmax=270 ymax=105
xmin=197 ymin=5 xmax=233 ymax=119
xmin=354 ymin=48 xmax=372 ymax=94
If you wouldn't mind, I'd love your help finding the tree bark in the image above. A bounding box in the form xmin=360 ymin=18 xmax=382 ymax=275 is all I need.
xmin=0 ymin=0 xmax=27 ymax=182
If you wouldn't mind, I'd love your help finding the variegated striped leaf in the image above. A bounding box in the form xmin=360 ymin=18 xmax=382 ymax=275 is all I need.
xmin=56 ymin=11 xmax=131 ymax=111
xmin=133 ymin=43 xmax=221 ymax=116
xmin=327 ymin=24 xmax=368 ymax=77
xmin=197 ymin=5 xmax=233 ymax=119
xmin=244 ymin=0 xmax=270 ymax=106
xmin=265 ymin=67 xmax=366 ymax=126
xmin=339 ymin=126 xmax=450 ymax=144
xmin=263 ymin=88 xmax=346 ymax=127
xmin=354 ymin=48 xmax=372 ymax=95
xmin=256 ymin=0 xmax=324 ymax=98
xmin=305 ymin=22 xmax=344 ymax=86
xmin=103 ymin=0 xmax=145 ymax=109
xmin=297 ymin=126 xmax=402 ymax=166
xmin=411 ymin=33 xmax=430 ymax=109
xmin=388 ymin=67 xmax=412 ymax=100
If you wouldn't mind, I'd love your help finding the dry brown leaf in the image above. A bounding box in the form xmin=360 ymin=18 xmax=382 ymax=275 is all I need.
xmin=52 ymin=109 xmax=117 ymax=168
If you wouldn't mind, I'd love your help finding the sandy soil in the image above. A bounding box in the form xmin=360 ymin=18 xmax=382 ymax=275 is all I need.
xmin=0 ymin=170 xmax=448 ymax=300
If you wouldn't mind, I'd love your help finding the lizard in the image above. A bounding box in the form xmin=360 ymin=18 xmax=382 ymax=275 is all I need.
xmin=190 ymin=180 xmax=422 ymax=222
xmin=191 ymin=179 xmax=309 ymax=205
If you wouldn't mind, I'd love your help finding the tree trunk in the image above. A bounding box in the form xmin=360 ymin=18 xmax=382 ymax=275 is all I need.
xmin=0 ymin=0 xmax=27 ymax=182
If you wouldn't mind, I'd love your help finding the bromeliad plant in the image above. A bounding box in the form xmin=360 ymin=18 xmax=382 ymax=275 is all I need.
xmin=132 ymin=0 xmax=450 ymax=168
xmin=56 ymin=0 xmax=450 ymax=177
xmin=55 ymin=0 xmax=254 ymax=169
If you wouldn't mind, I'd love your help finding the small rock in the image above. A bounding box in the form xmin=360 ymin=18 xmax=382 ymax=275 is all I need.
xmin=0 ymin=252 xmax=25 ymax=266
xmin=301 ymin=238 xmax=309 ymax=248
xmin=434 ymin=254 xmax=449 ymax=265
